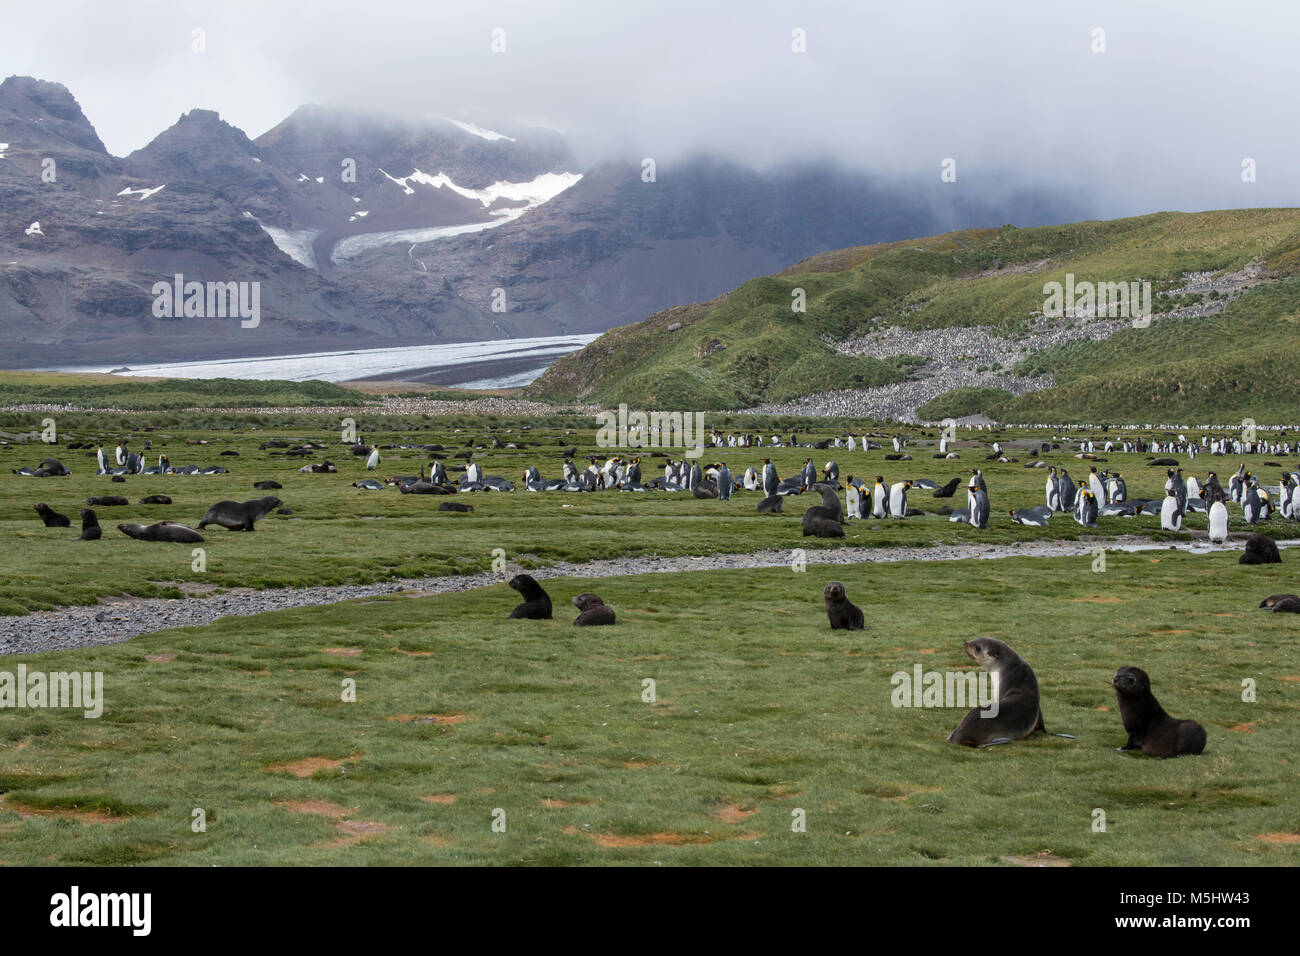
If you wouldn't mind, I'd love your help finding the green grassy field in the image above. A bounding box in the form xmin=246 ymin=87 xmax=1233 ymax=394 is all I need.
xmin=2 ymin=395 xmax=1298 ymax=865
xmin=529 ymin=209 xmax=1300 ymax=421
xmin=0 ymin=551 xmax=1295 ymax=865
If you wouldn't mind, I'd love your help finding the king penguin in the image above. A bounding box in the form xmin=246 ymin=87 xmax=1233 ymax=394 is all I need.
xmin=1160 ymin=488 xmax=1184 ymax=531
xmin=872 ymin=476 xmax=888 ymax=518
xmin=1208 ymin=499 xmax=1229 ymax=543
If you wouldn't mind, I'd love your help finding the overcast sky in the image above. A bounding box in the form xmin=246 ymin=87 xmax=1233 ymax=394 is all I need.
xmin=5 ymin=0 xmax=1297 ymax=218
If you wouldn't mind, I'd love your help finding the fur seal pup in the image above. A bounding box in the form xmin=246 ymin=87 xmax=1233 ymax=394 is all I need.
xmin=947 ymin=638 xmax=1047 ymax=747
xmin=507 ymin=573 xmax=553 ymax=619
xmin=197 ymin=496 xmax=282 ymax=532
xmin=824 ymin=581 xmax=864 ymax=630
xmin=572 ymin=593 xmax=616 ymax=626
xmin=1111 ymin=666 xmax=1206 ymax=758
xmin=253 ymin=480 xmax=282 ymax=490
xmin=803 ymin=517 xmax=845 ymax=538
xmin=118 ymin=521 xmax=204 ymax=543
xmin=1259 ymin=593 xmax=1300 ymax=609
xmin=1239 ymin=534 xmax=1281 ymax=565
xmin=78 ymin=508 xmax=102 ymax=540
xmin=932 ymin=477 xmax=960 ymax=498
xmin=86 ymin=495 xmax=129 ymax=506
xmin=756 ymin=495 xmax=783 ymax=514
xmin=139 ymin=495 xmax=172 ymax=505
xmin=34 ymin=502 xmax=71 ymax=527
xmin=438 ymin=501 xmax=473 ymax=512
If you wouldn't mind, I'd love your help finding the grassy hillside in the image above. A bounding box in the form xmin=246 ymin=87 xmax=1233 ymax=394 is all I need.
xmin=528 ymin=209 xmax=1300 ymax=419
xmin=0 ymin=373 xmax=375 ymax=410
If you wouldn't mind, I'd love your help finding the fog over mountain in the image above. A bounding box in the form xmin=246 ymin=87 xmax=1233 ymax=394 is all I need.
xmin=2 ymin=1 xmax=1296 ymax=370
xmin=6 ymin=0 xmax=1297 ymax=215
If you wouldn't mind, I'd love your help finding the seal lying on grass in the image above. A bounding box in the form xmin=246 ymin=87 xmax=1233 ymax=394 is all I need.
xmin=572 ymin=593 xmax=615 ymax=626
xmin=118 ymin=521 xmax=204 ymax=543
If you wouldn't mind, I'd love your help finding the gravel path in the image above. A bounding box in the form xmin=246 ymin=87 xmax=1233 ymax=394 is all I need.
xmin=0 ymin=534 xmax=1270 ymax=657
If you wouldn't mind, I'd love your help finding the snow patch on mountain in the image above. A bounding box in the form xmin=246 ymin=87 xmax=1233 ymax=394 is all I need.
xmin=0 ymin=143 xmax=8 ymax=159
xmin=245 ymin=211 xmax=320 ymax=270
xmin=334 ymin=170 xmax=582 ymax=261
xmin=117 ymin=185 xmax=166 ymax=200
xmin=446 ymin=119 xmax=516 ymax=142
xmin=25 ymin=221 xmax=43 ymax=236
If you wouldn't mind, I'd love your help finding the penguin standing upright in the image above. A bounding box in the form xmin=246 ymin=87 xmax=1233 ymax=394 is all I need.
xmin=1076 ymin=489 xmax=1098 ymax=527
xmin=114 ymin=443 xmax=126 ymax=466
xmin=431 ymin=459 xmax=448 ymax=484
xmin=1088 ymin=466 xmax=1105 ymax=503
xmin=889 ymin=480 xmax=911 ymax=518
xmin=872 ymin=476 xmax=888 ymax=518
xmin=1243 ymin=480 xmax=1262 ymax=524
xmin=845 ymin=483 xmax=860 ymax=520
xmin=762 ymin=459 xmax=778 ymax=497
xmin=1167 ymin=468 xmax=1187 ymax=514
xmin=689 ymin=460 xmax=703 ymax=491
xmin=1208 ymin=500 xmax=1229 ymax=543
xmin=1058 ymin=469 xmax=1078 ymax=511
xmin=366 ymin=445 xmax=380 ymax=470
xmin=801 ymin=459 xmax=816 ymax=489
xmin=95 ymin=444 xmax=107 ymax=475
xmin=892 ymin=436 xmax=901 ymax=453
xmin=626 ymin=457 xmax=642 ymax=485
xmin=717 ymin=462 xmax=732 ymax=501
xmin=970 ymin=480 xmax=990 ymax=530
xmin=1046 ymin=466 xmax=1061 ymax=511
xmin=742 ymin=466 xmax=758 ymax=491
xmin=1160 ymin=488 xmax=1184 ymax=531
xmin=823 ymin=461 xmax=839 ymax=484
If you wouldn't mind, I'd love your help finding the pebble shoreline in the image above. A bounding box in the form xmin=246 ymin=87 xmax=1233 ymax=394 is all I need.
xmin=0 ymin=535 xmax=1258 ymax=657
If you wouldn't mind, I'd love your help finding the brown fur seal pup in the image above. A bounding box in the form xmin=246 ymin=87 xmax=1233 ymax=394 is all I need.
xmin=34 ymin=502 xmax=71 ymax=527
xmin=139 ymin=495 xmax=172 ymax=505
xmin=1239 ymin=534 xmax=1281 ymax=564
xmin=1259 ymin=593 xmax=1300 ymax=609
xmin=756 ymin=495 xmax=783 ymax=514
xmin=197 ymin=496 xmax=282 ymax=531
xmin=1267 ymin=596 xmax=1300 ymax=613
xmin=87 ymin=495 xmax=129 ymax=506
xmin=118 ymin=521 xmax=204 ymax=543
xmin=572 ymin=593 xmax=616 ymax=626
xmin=824 ymin=582 xmax=864 ymax=630
xmin=948 ymin=638 xmax=1048 ymax=747
xmin=253 ymin=480 xmax=282 ymax=490
xmin=78 ymin=508 xmax=102 ymax=540
xmin=438 ymin=501 xmax=473 ymax=512
xmin=932 ymin=477 xmax=960 ymax=498
xmin=507 ymin=574 xmax=552 ymax=619
xmin=1111 ymin=666 xmax=1206 ymax=758
xmin=803 ymin=517 xmax=845 ymax=538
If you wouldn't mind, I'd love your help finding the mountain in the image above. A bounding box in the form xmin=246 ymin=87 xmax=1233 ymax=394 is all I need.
xmin=1 ymin=74 xmax=1083 ymax=369
xmin=528 ymin=209 xmax=1300 ymax=423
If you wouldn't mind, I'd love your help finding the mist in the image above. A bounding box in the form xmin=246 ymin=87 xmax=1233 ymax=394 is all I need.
xmin=4 ymin=0 xmax=1297 ymax=220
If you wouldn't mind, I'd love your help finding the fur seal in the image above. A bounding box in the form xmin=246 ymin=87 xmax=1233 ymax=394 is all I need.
xmin=756 ymin=495 xmax=783 ymax=514
xmin=803 ymin=517 xmax=845 ymax=538
xmin=947 ymin=638 xmax=1048 ymax=747
xmin=572 ymin=593 xmax=616 ymax=626
xmin=197 ymin=496 xmax=282 ymax=532
xmin=139 ymin=495 xmax=172 ymax=505
xmin=932 ymin=477 xmax=960 ymax=498
xmin=438 ymin=501 xmax=473 ymax=512
xmin=86 ymin=495 xmax=129 ymax=506
xmin=78 ymin=508 xmax=102 ymax=540
xmin=507 ymin=574 xmax=552 ymax=619
xmin=1258 ymin=593 xmax=1300 ymax=609
xmin=1111 ymin=666 xmax=1206 ymax=758
xmin=253 ymin=480 xmax=282 ymax=490
xmin=34 ymin=502 xmax=71 ymax=527
xmin=1239 ymin=534 xmax=1281 ymax=565
xmin=824 ymin=581 xmax=864 ymax=630
xmin=118 ymin=521 xmax=204 ymax=543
